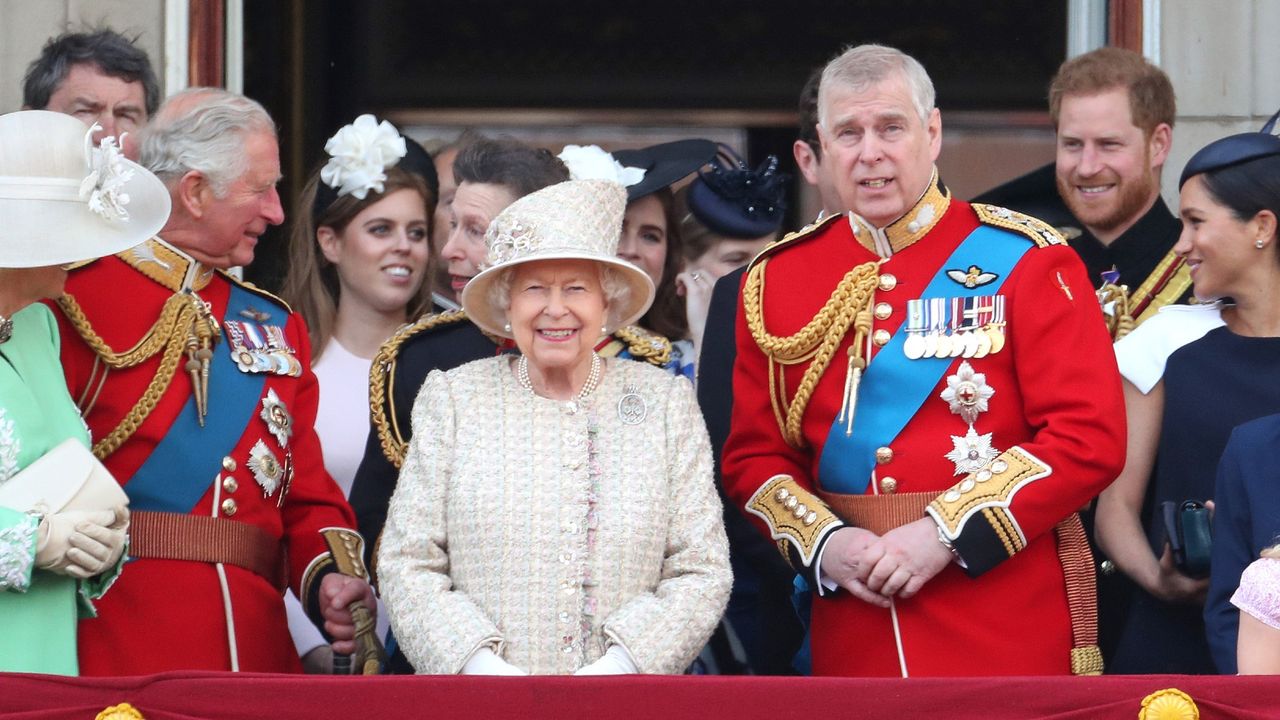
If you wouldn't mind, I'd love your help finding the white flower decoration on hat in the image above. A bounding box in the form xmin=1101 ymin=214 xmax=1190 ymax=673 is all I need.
xmin=558 ymin=144 xmax=645 ymax=187
xmin=319 ymin=114 xmax=407 ymax=200
xmin=78 ymin=124 xmax=134 ymax=222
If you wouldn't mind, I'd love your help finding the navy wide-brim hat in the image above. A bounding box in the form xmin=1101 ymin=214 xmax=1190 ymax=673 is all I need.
xmin=613 ymin=139 xmax=718 ymax=201
xmin=1180 ymin=132 xmax=1280 ymax=189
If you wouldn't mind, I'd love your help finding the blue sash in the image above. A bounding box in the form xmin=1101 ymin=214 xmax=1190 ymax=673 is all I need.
xmin=816 ymin=225 xmax=1030 ymax=494
xmin=125 ymin=284 xmax=277 ymax=512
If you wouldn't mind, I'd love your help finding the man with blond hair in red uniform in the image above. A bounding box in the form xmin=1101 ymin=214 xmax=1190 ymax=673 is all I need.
xmin=53 ymin=88 xmax=377 ymax=674
xmin=721 ymin=44 xmax=1126 ymax=677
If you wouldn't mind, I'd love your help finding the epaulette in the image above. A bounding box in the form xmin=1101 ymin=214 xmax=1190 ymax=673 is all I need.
xmin=606 ymin=324 xmax=672 ymax=366
xmin=748 ymin=212 xmax=846 ymax=270
xmin=64 ymin=257 xmax=98 ymax=272
xmin=971 ymin=203 xmax=1066 ymax=248
xmin=369 ymin=309 xmax=469 ymax=467
xmin=219 ymin=270 xmax=294 ymax=314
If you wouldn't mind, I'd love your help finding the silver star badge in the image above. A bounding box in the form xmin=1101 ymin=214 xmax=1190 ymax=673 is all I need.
xmin=940 ymin=360 xmax=995 ymax=425
xmin=247 ymin=439 xmax=283 ymax=497
xmin=945 ymin=426 xmax=1000 ymax=476
xmin=260 ymin=389 xmax=293 ymax=448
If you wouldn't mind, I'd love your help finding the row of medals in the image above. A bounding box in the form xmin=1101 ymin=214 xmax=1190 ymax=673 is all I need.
xmin=902 ymin=296 xmax=1007 ymax=361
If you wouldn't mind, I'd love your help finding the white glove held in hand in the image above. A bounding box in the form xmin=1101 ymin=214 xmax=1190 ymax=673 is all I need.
xmin=461 ymin=647 xmax=528 ymax=676
xmin=35 ymin=506 xmax=128 ymax=578
xmin=574 ymin=645 xmax=639 ymax=675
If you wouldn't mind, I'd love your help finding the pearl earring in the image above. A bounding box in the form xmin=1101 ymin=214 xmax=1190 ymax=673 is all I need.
xmin=1257 ymin=239 xmax=1267 ymax=249
xmin=504 ymin=322 xmax=512 ymax=332
xmin=602 ymin=325 xmax=608 ymax=334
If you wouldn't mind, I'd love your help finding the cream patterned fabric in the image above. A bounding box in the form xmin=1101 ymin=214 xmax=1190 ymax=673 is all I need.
xmin=378 ymin=356 xmax=731 ymax=675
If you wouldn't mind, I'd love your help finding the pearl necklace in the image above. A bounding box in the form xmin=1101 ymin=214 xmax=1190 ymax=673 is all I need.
xmin=517 ymin=353 xmax=602 ymax=403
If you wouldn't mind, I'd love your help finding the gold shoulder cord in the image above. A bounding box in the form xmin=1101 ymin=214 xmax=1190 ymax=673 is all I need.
xmin=742 ymin=258 xmax=880 ymax=448
xmin=610 ymin=325 xmax=672 ymax=366
xmin=58 ymin=291 xmax=219 ymax=459
xmin=368 ymin=310 xmax=466 ymax=468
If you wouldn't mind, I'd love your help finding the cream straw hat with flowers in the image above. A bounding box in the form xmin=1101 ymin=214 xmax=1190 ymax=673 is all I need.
xmin=460 ymin=178 xmax=654 ymax=339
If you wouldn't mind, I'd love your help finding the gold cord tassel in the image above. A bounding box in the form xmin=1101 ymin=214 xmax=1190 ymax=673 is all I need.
xmin=837 ymin=308 xmax=873 ymax=436
xmin=743 ymin=259 xmax=881 ymax=448
xmin=182 ymin=294 xmax=220 ymax=427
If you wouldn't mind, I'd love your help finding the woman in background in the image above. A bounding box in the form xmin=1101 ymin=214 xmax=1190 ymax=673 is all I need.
xmin=677 ymin=148 xmax=788 ymax=362
xmin=1097 ymin=132 xmax=1280 ymax=674
xmin=279 ymin=114 xmax=437 ymax=672
xmin=564 ymin=140 xmax=716 ymax=380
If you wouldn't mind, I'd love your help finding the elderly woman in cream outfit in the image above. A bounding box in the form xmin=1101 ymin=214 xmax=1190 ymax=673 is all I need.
xmin=377 ymin=178 xmax=731 ymax=675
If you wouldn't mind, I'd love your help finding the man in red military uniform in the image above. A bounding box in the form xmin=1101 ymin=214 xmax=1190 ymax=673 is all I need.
xmin=722 ymin=44 xmax=1126 ymax=677
xmin=53 ymin=88 xmax=376 ymax=674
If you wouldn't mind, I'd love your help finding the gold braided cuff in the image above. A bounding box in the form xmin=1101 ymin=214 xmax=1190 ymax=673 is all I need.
xmin=300 ymin=552 xmax=334 ymax=617
xmin=926 ymin=446 xmax=1051 ymax=559
xmin=321 ymin=527 xmax=370 ymax=580
xmin=745 ymin=475 xmax=842 ymax=567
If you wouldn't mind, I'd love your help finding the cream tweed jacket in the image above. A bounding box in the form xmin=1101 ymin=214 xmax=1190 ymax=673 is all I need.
xmin=377 ymin=356 xmax=731 ymax=675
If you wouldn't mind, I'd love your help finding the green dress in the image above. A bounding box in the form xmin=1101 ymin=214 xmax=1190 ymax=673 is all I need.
xmin=0 ymin=303 xmax=122 ymax=674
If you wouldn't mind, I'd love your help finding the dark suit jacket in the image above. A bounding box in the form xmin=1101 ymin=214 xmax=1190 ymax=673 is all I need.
xmin=1205 ymin=414 xmax=1280 ymax=673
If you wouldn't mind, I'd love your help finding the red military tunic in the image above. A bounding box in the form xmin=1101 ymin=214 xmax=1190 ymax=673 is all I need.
xmin=722 ymin=175 xmax=1125 ymax=677
xmin=53 ymin=238 xmax=358 ymax=674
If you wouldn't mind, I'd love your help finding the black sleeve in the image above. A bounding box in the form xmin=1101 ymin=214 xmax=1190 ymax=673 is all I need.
xmin=697 ymin=265 xmax=746 ymax=473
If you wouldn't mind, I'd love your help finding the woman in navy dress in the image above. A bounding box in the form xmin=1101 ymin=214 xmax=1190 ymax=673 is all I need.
xmin=1098 ymin=132 xmax=1280 ymax=673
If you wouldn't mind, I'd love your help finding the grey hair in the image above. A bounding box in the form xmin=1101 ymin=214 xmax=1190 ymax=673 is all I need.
xmin=489 ymin=262 xmax=634 ymax=331
xmin=817 ymin=44 xmax=936 ymax=129
xmin=139 ymin=87 xmax=276 ymax=197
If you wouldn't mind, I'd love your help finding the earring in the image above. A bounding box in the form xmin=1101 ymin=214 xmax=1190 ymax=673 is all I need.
xmin=602 ymin=325 xmax=608 ymax=334
xmin=1257 ymin=239 xmax=1267 ymax=249
xmin=503 ymin=322 xmax=512 ymax=332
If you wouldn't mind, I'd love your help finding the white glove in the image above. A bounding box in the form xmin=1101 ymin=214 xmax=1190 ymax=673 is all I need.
xmin=461 ymin=647 xmax=527 ymax=676
xmin=35 ymin=506 xmax=128 ymax=578
xmin=574 ymin=645 xmax=639 ymax=675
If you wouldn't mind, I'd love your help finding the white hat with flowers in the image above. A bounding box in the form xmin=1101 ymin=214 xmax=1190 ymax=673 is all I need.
xmin=0 ymin=110 xmax=169 ymax=268
xmin=460 ymin=177 xmax=654 ymax=339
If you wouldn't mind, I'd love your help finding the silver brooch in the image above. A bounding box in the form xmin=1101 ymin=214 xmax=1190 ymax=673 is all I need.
xmin=260 ymin=389 xmax=293 ymax=448
xmin=247 ymin=440 xmax=283 ymax=497
xmin=940 ymin=361 xmax=994 ymax=425
xmin=940 ymin=360 xmax=1001 ymax=475
xmin=944 ymin=426 xmax=1000 ymax=476
xmin=618 ymin=386 xmax=647 ymax=425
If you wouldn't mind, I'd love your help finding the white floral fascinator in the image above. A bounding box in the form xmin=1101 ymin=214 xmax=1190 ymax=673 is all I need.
xmin=319 ymin=114 xmax=407 ymax=200
xmin=557 ymin=144 xmax=646 ymax=187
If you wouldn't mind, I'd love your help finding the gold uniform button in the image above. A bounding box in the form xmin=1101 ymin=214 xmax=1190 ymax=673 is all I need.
xmin=221 ymin=498 xmax=237 ymax=516
xmin=878 ymin=273 xmax=898 ymax=291
xmin=880 ymin=476 xmax=898 ymax=494
xmin=222 ymin=456 xmax=237 ymax=472
xmin=872 ymin=329 xmax=891 ymax=346
xmin=874 ymin=302 xmax=893 ymax=320
xmin=222 ymin=476 xmax=238 ymax=493
xmin=875 ymin=446 xmax=894 ymax=464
